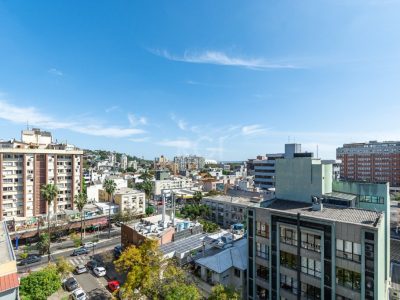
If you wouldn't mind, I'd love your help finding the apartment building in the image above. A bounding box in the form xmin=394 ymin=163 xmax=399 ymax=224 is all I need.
xmin=120 ymin=154 xmax=128 ymax=170
xmin=153 ymin=177 xmax=194 ymax=197
xmin=0 ymin=129 xmax=83 ymax=221
xmin=174 ymin=155 xmax=205 ymax=171
xmin=337 ymin=141 xmax=400 ymax=191
xmin=253 ymin=144 xmax=302 ymax=190
xmin=99 ymin=187 xmax=145 ymax=216
xmin=202 ymin=195 xmax=263 ymax=228
xmin=247 ymin=154 xmax=390 ymax=300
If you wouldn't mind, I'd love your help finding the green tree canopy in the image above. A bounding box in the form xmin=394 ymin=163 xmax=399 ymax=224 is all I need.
xmin=20 ymin=265 xmax=61 ymax=300
xmin=209 ymin=284 xmax=240 ymax=300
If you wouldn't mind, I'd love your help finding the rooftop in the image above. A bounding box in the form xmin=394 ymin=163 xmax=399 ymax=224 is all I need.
xmin=266 ymin=199 xmax=382 ymax=227
xmin=203 ymin=195 xmax=263 ymax=207
xmin=0 ymin=222 xmax=15 ymax=266
xmin=115 ymin=187 xmax=144 ymax=195
xmin=195 ymin=238 xmax=247 ymax=273
xmin=160 ymin=232 xmax=208 ymax=256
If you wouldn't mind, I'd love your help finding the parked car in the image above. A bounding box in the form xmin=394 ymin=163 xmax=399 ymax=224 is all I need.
xmin=71 ymin=288 xmax=87 ymax=300
xmin=75 ymin=264 xmax=88 ymax=274
xmin=115 ymin=221 xmax=122 ymax=227
xmin=93 ymin=266 xmax=106 ymax=277
xmin=108 ymin=280 xmax=120 ymax=292
xmin=83 ymin=241 xmax=96 ymax=248
xmin=86 ymin=259 xmax=100 ymax=270
xmin=71 ymin=247 xmax=89 ymax=256
xmin=64 ymin=277 xmax=79 ymax=292
xmin=19 ymin=255 xmax=42 ymax=266
xmin=114 ymin=245 xmax=122 ymax=258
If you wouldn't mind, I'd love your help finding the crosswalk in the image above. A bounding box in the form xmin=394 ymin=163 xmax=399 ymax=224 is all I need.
xmin=68 ymin=255 xmax=89 ymax=267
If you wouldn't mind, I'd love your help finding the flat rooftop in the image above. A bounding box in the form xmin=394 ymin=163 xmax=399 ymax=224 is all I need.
xmin=266 ymin=199 xmax=382 ymax=228
xmin=0 ymin=222 xmax=15 ymax=265
xmin=160 ymin=232 xmax=207 ymax=255
xmin=203 ymin=195 xmax=262 ymax=207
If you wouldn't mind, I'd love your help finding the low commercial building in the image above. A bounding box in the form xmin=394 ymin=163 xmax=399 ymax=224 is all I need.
xmin=121 ymin=214 xmax=202 ymax=248
xmin=153 ymin=177 xmax=195 ymax=197
xmin=194 ymin=237 xmax=247 ymax=299
xmin=0 ymin=221 xmax=19 ymax=299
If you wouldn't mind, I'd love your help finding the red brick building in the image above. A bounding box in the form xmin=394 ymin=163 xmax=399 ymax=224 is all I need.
xmin=337 ymin=141 xmax=400 ymax=191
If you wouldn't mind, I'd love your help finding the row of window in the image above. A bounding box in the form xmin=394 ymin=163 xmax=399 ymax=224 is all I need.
xmin=280 ymin=227 xmax=322 ymax=253
xmin=336 ymin=239 xmax=361 ymax=263
xmin=336 ymin=267 xmax=361 ymax=291
xmin=359 ymin=195 xmax=385 ymax=204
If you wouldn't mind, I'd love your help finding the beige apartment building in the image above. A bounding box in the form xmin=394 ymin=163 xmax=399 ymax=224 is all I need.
xmin=99 ymin=187 xmax=146 ymax=215
xmin=0 ymin=129 xmax=83 ymax=221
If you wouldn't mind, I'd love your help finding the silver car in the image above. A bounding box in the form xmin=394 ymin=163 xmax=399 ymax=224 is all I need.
xmin=75 ymin=264 xmax=88 ymax=274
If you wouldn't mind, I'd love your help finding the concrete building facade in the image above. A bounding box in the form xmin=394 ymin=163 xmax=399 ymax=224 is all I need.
xmin=0 ymin=130 xmax=83 ymax=221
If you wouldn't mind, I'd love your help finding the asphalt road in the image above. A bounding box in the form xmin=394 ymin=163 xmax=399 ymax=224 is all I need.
xmin=17 ymin=235 xmax=121 ymax=272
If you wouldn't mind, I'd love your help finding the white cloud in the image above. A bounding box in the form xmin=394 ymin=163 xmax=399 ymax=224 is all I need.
xmin=127 ymin=113 xmax=147 ymax=126
xmin=48 ymin=68 xmax=63 ymax=76
xmin=0 ymin=99 xmax=145 ymax=138
xmin=158 ymin=139 xmax=195 ymax=149
xmin=150 ymin=49 xmax=297 ymax=70
xmin=241 ymin=124 xmax=269 ymax=136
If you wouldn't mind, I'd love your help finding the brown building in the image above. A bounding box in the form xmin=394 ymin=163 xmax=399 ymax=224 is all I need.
xmin=0 ymin=129 xmax=83 ymax=221
xmin=337 ymin=141 xmax=400 ymax=191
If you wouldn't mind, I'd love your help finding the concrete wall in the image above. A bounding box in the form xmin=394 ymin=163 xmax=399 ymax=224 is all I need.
xmin=275 ymin=158 xmax=331 ymax=203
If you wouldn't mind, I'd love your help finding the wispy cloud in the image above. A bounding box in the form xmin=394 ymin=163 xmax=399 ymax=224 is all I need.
xmin=150 ymin=49 xmax=297 ymax=70
xmin=0 ymin=99 xmax=145 ymax=138
xmin=127 ymin=113 xmax=147 ymax=126
xmin=48 ymin=68 xmax=63 ymax=76
xmin=170 ymin=113 xmax=187 ymax=130
xmin=241 ymin=124 xmax=269 ymax=136
xmin=105 ymin=105 xmax=119 ymax=113
xmin=158 ymin=139 xmax=195 ymax=149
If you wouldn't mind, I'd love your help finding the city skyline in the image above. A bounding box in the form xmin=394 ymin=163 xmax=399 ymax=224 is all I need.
xmin=1 ymin=1 xmax=400 ymax=160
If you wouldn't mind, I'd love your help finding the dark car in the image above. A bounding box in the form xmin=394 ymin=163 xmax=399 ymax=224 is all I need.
xmin=71 ymin=247 xmax=89 ymax=256
xmin=19 ymin=255 xmax=42 ymax=265
xmin=86 ymin=259 xmax=100 ymax=270
xmin=64 ymin=277 xmax=79 ymax=292
xmin=114 ymin=245 xmax=122 ymax=258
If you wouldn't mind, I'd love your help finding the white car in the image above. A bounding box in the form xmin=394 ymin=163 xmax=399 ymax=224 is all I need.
xmin=83 ymin=242 xmax=96 ymax=248
xmin=93 ymin=266 xmax=106 ymax=277
xmin=71 ymin=288 xmax=87 ymax=300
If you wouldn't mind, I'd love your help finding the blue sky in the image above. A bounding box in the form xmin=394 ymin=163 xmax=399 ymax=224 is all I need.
xmin=0 ymin=1 xmax=399 ymax=161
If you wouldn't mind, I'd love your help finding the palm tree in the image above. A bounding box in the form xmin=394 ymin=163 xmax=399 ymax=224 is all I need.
xmin=74 ymin=192 xmax=88 ymax=244
xmin=103 ymin=179 xmax=116 ymax=238
xmin=136 ymin=180 xmax=153 ymax=212
xmin=40 ymin=183 xmax=58 ymax=262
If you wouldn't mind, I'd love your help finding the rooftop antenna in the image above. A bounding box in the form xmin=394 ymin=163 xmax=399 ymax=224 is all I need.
xmin=316 ymin=144 xmax=319 ymax=158
xmin=26 ymin=121 xmax=29 ymax=130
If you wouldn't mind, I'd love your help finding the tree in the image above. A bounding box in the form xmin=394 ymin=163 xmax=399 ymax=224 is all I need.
xmin=145 ymin=206 xmax=155 ymax=216
xmin=209 ymin=284 xmax=240 ymax=300
xmin=114 ymin=240 xmax=162 ymax=298
xmin=199 ymin=219 xmax=219 ymax=233
xmin=55 ymin=257 xmax=73 ymax=279
xmin=40 ymin=184 xmax=58 ymax=262
xmin=74 ymin=192 xmax=88 ymax=244
xmin=103 ymin=179 xmax=117 ymax=238
xmin=192 ymin=191 xmax=203 ymax=204
xmin=180 ymin=204 xmax=210 ymax=221
xmin=139 ymin=170 xmax=153 ymax=181
xmin=70 ymin=232 xmax=81 ymax=248
xmin=36 ymin=233 xmax=50 ymax=256
xmin=20 ymin=265 xmax=61 ymax=300
xmin=136 ymin=180 xmax=153 ymax=210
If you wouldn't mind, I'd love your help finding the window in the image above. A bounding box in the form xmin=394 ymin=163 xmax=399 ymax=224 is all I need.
xmin=301 ymin=232 xmax=321 ymax=252
xmin=256 ymin=221 xmax=269 ymax=238
xmin=256 ymin=242 xmax=269 ymax=260
xmin=256 ymin=264 xmax=269 ymax=281
xmin=256 ymin=285 xmax=268 ymax=300
xmin=280 ymin=251 xmax=297 ymax=270
xmin=280 ymin=227 xmax=297 ymax=246
xmin=301 ymin=283 xmax=321 ymax=300
xmin=301 ymin=257 xmax=321 ymax=278
xmin=359 ymin=194 xmax=384 ymax=204
xmin=336 ymin=295 xmax=352 ymax=300
xmin=280 ymin=274 xmax=298 ymax=295
xmin=336 ymin=239 xmax=361 ymax=262
xmin=234 ymin=268 xmax=241 ymax=278
xmin=336 ymin=267 xmax=361 ymax=291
